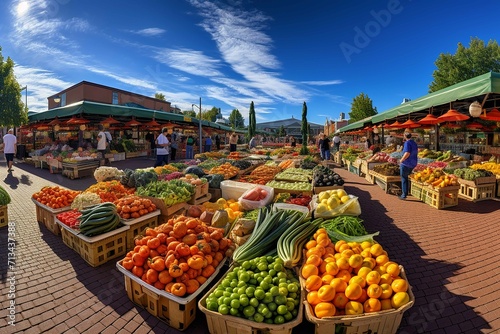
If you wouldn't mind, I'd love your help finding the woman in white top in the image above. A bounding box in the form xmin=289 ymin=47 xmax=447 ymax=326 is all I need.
xmin=154 ymin=128 xmax=171 ymax=167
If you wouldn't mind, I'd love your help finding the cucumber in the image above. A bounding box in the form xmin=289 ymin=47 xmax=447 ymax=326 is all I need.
xmin=79 ymin=213 xmax=116 ymax=230
xmin=80 ymin=202 xmax=116 ymax=215
xmin=81 ymin=215 xmax=120 ymax=237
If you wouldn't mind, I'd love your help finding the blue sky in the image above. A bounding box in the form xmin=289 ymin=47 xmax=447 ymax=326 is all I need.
xmin=1 ymin=0 xmax=499 ymax=126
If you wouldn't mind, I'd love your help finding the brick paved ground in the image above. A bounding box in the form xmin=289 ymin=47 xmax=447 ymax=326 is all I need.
xmin=0 ymin=157 xmax=499 ymax=334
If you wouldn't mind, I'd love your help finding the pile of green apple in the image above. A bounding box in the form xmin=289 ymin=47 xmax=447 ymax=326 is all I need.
xmin=314 ymin=188 xmax=350 ymax=214
xmin=204 ymin=256 xmax=301 ymax=324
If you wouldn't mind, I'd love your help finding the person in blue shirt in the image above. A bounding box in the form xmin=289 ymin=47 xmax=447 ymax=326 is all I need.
xmin=399 ymin=132 xmax=418 ymax=200
xmin=204 ymin=136 xmax=212 ymax=152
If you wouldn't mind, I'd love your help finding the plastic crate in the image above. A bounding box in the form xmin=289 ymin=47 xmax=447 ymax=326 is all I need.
xmin=57 ymin=219 xmax=82 ymax=252
xmin=0 ymin=205 xmax=8 ymax=228
xmin=198 ymin=265 xmax=304 ymax=334
xmin=33 ymin=199 xmax=71 ymax=236
xmin=421 ymin=185 xmax=459 ymax=209
xmin=121 ymin=210 xmax=161 ymax=249
xmin=458 ymin=183 xmax=496 ymax=202
xmin=410 ymin=181 xmax=424 ymax=200
xmin=117 ymin=258 xmax=227 ymax=331
xmin=220 ymin=180 xmax=257 ymax=201
xmin=303 ymin=267 xmax=414 ymax=334
xmin=78 ymin=225 xmax=129 ymax=267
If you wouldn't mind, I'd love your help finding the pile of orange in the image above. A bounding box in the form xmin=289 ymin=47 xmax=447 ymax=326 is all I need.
xmin=300 ymin=228 xmax=411 ymax=318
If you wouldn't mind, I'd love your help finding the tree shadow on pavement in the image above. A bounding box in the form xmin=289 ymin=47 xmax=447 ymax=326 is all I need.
xmin=342 ymin=182 xmax=491 ymax=333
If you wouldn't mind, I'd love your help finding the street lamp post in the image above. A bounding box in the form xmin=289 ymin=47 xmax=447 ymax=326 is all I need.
xmin=21 ymin=85 xmax=28 ymax=113
xmin=192 ymin=97 xmax=203 ymax=153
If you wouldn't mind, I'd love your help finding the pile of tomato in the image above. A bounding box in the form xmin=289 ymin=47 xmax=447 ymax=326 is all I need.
xmin=56 ymin=210 xmax=82 ymax=228
xmin=120 ymin=214 xmax=235 ymax=298
xmin=285 ymin=194 xmax=312 ymax=207
xmin=114 ymin=195 xmax=157 ymax=220
xmin=32 ymin=186 xmax=81 ymax=209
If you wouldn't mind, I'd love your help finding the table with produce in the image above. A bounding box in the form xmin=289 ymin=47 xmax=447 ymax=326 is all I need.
xmin=30 ymin=154 xmax=416 ymax=333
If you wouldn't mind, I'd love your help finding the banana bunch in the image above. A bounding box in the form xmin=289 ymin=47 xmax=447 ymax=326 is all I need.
xmin=78 ymin=202 xmax=121 ymax=237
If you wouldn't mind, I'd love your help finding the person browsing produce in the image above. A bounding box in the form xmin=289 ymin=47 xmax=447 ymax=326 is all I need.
xmin=154 ymin=128 xmax=171 ymax=167
xmin=399 ymin=132 xmax=418 ymax=200
xmin=2 ymin=128 xmax=17 ymax=172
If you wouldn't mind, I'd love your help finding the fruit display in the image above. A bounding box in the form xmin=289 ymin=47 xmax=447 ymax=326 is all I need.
xmin=85 ymin=180 xmax=135 ymax=202
xmin=372 ymin=163 xmax=399 ymax=176
xmin=208 ymin=162 xmax=240 ymax=179
xmin=56 ymin=210 xmax=82 ymax=228
xmin=120 ymin=215 xmax=233 ymax=297
xmin=469 ymin=162 xmax=500 ymax=176
xmin=32 ymin=186 xmax=81 ymax=209
xmin=366 ymin=152 xmax=391 ymax=163
xmin=274 ymin=171 xmax=310 ymax=182
xmin=266 ymin=180 xmax=312 ymax=192
xmin=0 ymin=185 xmax=12 ymax=206
xmin=313 ymin=165 xmax=344 ymax=187
xmin=274 ymin=193 xmax=313 ymax=207
xmin=77 ymin=202 xmax=121 ymax=236
xmin=410 ymin=168 xmax=459 ymax=188
xmin=238 ymin=164 xmax=282 ymax=185
xmin=301 ymin=228 xmax=412 ymax=318
xmin=203 ymin=255 xmax=302 ymax=325
xmin=314 ymin=189 xmax=351 ymax=215
xmin=135 ymin=179 xmax=195 ymax=207
xmin=240 ymin=186 xmax=270 ymax=201
xmin=417 ymin=149 xmax=467 ymax=162
xmin=114 ymin=195 xmax=157 ymax=220
xmin=153 ymin=164 xmax=179 ymax=175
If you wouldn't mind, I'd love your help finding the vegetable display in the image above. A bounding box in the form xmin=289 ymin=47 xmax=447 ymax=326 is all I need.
xmin=94 ymin=166 xmax=125 ymax=182
xmin=32 ymin=186 xmax=81 ymax=209
xmin=56 ymin=210 xmax=82 ymax=228
xmin=0 ymin=185 xmax=12 ymax=206
xmin=266 ymin=180 xmax=312 ymax=192
xmin=78 ymin=202 xmax=121 ymax=236
xmin=135 ymin=180 xmax=195 ymax=207
xmin=71 ymin=192 xmax=102 ymax=210
xmin=114 ymin=195 xmax=157 ymax=220
xmin=312 ymin=165 xmax=344 ymax=187
xmin=85 ymin=180 xmax=135 ymax=202
xmin=453 ymin=167 xmax=494 ymax=180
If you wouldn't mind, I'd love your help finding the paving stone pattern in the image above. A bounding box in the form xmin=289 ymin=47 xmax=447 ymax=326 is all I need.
xmin=0 ymin=157 xmax=499 ymax=333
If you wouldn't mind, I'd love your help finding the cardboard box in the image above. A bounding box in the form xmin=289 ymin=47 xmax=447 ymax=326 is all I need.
xmin=220 ymin=180 xmax=257 ymax=200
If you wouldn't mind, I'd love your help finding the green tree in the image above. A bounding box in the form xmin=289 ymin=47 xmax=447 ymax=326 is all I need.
xmin=429 ymin=37 xmax=500 ymax=92
xmin=154 ymin=93 xmax=166 ymax=100
xmin=183 ymin=110 xmax=196 ymax=118
xmin=229 ymin=109 xmax=245 ymax=129
xmin=203 ymin=107 xmax=219 ymax=122
xmin=277 ymin=125 xmax=287 ymax=137
xmin=0 ymin=47 xmax=28 ymax=127
xmin=248 ymin=101 xmax=256 ymax=138
xmin=300 ymin=102 xmax=309 ymax=155
xmin=349 ymin=93 xmax=377 ymax=123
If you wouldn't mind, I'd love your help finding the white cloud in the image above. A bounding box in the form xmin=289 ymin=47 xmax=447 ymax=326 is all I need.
xmin=303 ymin=80 xmax=344 ymax=86
xmin=129 ymin=28 xmax=166 ymax=37
xmin=153 ymin=48 xmax=223 ymax=77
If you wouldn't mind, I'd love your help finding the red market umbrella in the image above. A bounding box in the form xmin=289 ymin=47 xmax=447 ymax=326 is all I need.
xmin=466 ymin=122 xmax=483 ymax=129
xmin=399 ymin=119 xmax=420 ymax=128
xmin=479 ymin=108 xmax=500 ymax=121
xmin=125 ymin=118 xmax=142 ymax=127
xmin=437 ymin=109 xmax=470 ymax=122
xmin=48 ymin=117 xmax=61 ymax=126
xmin=387 ymin=120 xmax=403 ymax=129
xmin=66 ymin=115 xmax=90 ymax=124
xmin=143 ymin=119 xmax=161 ymax=127
xmin=418 ymin=114 xmax=441 ymax=125
xmin=441 ymin=122 xmax=461 ymax=129
xmin=101 ymin=116 xmax=121 ymax=125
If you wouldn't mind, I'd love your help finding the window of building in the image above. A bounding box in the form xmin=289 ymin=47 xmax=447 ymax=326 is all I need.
xmin=61 ymin=93 xmax=66 ymax=106
xmin=112 ymin=92 xmax=119 ymax=105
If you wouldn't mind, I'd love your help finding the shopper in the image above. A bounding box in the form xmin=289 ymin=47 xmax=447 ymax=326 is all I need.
xmin=215 ymin=134 xmax=221 ymax=150
xmin=321 ymin=134 xmax=331 ymax=160
xmin=154 ymin=128 xmax=171 ymax=167
xmin=399 ymin=132 xmax=418 ymax=200
xmin=333 ymin=134 xmax=341 ymax=152
xmin=2 ymin=128 xmax=17 ymax=172
xmin=249 ymin=136 xmax=257 ymax=149
xmin=318 ymin=133 xmax=324 ymax=159
xmin=229 ymin=133 xmax=238 ymax=152
xmin=185 ymin=135 xmax=195 ymax=159
xmin=170 ymin=129 xmax=179 ymax=161
xmin=290 ymin=136 xmax=296 ymax=147
xmin=97 ymin=124 xmax=110 ymax=166
xmin=204 ymin=136 xmax=212 ymax=152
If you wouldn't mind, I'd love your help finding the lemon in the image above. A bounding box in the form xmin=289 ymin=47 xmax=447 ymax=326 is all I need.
xmin=340 ymin=195 xmax=351 ymax=204
xmin=319 ymin=192 xmax=330 ymax=202
xmin=316 ymin=203 xmax=328 ymax=214
xmin=336 ymin=189 xmax=348 ymax=198
xmin=327 ymin=197 xmax=339 ymax=210
xmin=216 ymin=198 xmax=227 ymax=206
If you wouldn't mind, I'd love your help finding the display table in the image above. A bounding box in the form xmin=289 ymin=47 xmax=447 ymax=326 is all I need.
xmin=62 ymin=160 xmax=100 ymax=179
xmin=410 ymin=181 xmax=459 ymax=209
xmin=369 ymin=170 xmax=401 ymax=194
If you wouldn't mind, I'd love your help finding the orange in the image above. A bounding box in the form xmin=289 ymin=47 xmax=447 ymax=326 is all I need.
xmin=316 ymin=233 xmax=331 ymax=247
xmin=306 ymin=254 xmax=322 ymax=267
xmin=307 ymin=291 xmax=321 ymax=306
xmin=356 ymin=266 xmax=372 ymax=278
xmin=391 ymin=292 xmax=410 ymax=308
xmin=361 ymin=241 xmax=373 ymax=250
xmin=330 ymin=278 xmax=348 ymax=293
xmin=341 ymin=249 xmax=354 ymax=259
xmin=314 ymin=302 xmax=336 ymax=318
xmin=321 ymin=274 xmax=335 ymax=285
xmin=375 ymin=254 xmax=389 ymax=266
xmin=338 ymin=243 xmax=351 ymax=253
xmin=354 ymin=288 xmax=368 ymax=303
xmin=386 ymin=263 xmax=401 ymax=278
xmin=380 ymin=299 xmax=393 ymax=310
xmin=336 ymin=257 xmax=350 ymax=271
xmin=391 ymin=279 xmax=408 ymax=293
xmin=318 ymin=284 xmax=336 ymax=302
xmin=362 ymin=257 xmax=377 ymax=269
xmin=334 ymin=240 xmax=346 ymax=252
xmin=348 ymin=254 xmax=364 ymax=269
xmin=380 ymin=283 xmax=393 ymax=299
xmin=366 ymin=284 xmax=382 ymax=299
xmin=370 ymin=244 xmax=384 ymax=257
xmin=335 ymin=269 xmax=352 ymax=283
xmin=373 ymin=265 xmax=387 ymax=276
xmin=324 ymin=262 xmax=339 ymax=276
xmin=344 ymin=283 xmax=362 ymax=300
xmin=344 ymin=301 xmax=364 ymax=315
xmin=349 ymin=275 xmax=366 ymax=288
xmin=379 ymin=273 xmax=393 ymax=285
xmin=313 ymin=228 xmax=327 ymax=239
xmin=363 ymin=298 xmax=382 ymax=313
xmin=305 ymin=275 xmax=323 ymax=291
xmin=229 ymin=202 xmax=241 ymax=211
xmin=333 ymin=292 xmax=349 ymax=309
xmin=301 ymin=264 xmax=319 ymax=279
xmin=365 ymin=271 xmax=381 ymax=285
xmin=305 ymin=239 xmax=317 ymax=250
xmin=347 ymin=242 xmax=359 ymax=249
xmin=360 ymin=249 xmax=372 ymax=258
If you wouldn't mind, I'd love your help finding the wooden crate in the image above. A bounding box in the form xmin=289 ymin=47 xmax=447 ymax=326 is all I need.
xmin=33 ymin=199 xmax=71 ymax=236
xmin=188 ymin=183 xmax=210 ymax=204
xmin=187 ymin=193 xmax=212 ymax=205
xmin=125 ymin=151 xmax=140 ymax=159
xmin=421 ymin=185 xmax=460 ymax=209
xmin=198 ymin=265 xmax=303 ymax=334
xmin=208 ymin=188 xmax=222 ymax=202
xmin=0 ymin=205 xmax=8 ymax=228
xmin=371 ymin=171 xmax=401 ymax=194
xmin=122 ymin=210 xmax=161 ymax=249
xmin=78 ymin=225 xmax=129 ymax=267
xmin=304 ymin=268 xmax=414 ymax=334
xmin=57 ymin=219 xmax=82 ymax=252
xmin=118 ymin=258 xmax=227 ymax=331
xmin=458 ymin=176 xmax=497 ymax=186
xmin=459 ymin=182 xmax=496 ymax=202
